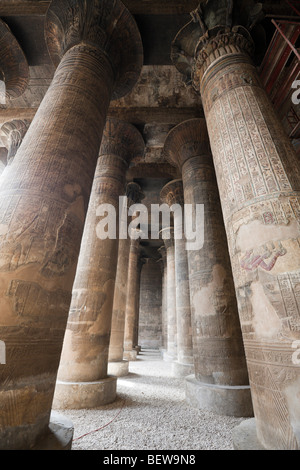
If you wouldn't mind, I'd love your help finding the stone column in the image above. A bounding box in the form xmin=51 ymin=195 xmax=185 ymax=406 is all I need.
xmin=123 ymin=233 xmax=143 ymax=361
xmin=133 ymin=257 xmax=145 ymax=353
xmin=163 ymin=119 xmax=252 ymax=417
xmin=160 ymin=180 xmax=194 ymax=377
xmin=53 ymin=119 xmax=144 ymax=409
xmin=172 ymin=0 xmax=300 ymax=449
xmin=108 ymin=182 xmax=144 ymax=377
xmin=0 ymin=0 xmax=142 ymax=450
xmin=161 ymin=227 xmax=178 ymax=362
xmin=157 ymin=247 xmax=168 ymax=357
xmin=0 ymin=19 xmax=29 ymax=103
xmin=1 ymin=120 xmax=30 ymax=165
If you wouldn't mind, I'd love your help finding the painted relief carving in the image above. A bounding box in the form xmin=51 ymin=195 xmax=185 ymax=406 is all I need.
xmin=240 ymin=243 xmax=287 ymax=272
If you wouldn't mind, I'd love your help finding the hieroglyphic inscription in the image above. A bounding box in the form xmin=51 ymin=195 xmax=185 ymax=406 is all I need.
xmin=240 ymin=242 xmax=287 ymax=272
xmin=8 ymin=279 xmax=71 ymax=326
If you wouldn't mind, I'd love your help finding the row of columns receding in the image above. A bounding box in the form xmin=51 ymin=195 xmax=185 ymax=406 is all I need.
xmin=0 ymin=0 xmax=299 ymax=451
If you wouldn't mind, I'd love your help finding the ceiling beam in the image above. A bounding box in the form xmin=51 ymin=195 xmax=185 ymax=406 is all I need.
xmin=0 ymin=106 xmax=203 ymax=127
xmin=0 ymin=1 xmax=295 ymax=17
xmin=0 ymin=0 xmax=199 ymax=17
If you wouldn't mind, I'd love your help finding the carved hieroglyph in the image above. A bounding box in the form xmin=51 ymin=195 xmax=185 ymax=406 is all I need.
xmin=0 ymin=0 xmax=142 ymax=449
xmin=172 ymin=0 xmax=300 ymax=449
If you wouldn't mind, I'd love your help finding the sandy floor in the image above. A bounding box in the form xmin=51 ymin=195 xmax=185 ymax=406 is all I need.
xmin=56 ymin=349 xmax=248 ymax=451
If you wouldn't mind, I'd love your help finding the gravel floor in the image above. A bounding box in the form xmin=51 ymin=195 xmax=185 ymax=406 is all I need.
xmin=57 ymin=349 xmax=247 ymax=451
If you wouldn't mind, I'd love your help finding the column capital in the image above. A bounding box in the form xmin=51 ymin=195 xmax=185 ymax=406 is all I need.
xmin=163 ymin=118 xmax=210 ymax=171
xmin=45 ymin=0 xmax=143 ymax=100
xmin=171 ymin=0 xmax=264 ymax=88
xmin=160 ymin=179 xmax=184 ymax=207
xmin=0 ymin=19 xmax=29 ymax=101
xmin=160 ymin=227 xmax=174 ymax=250
xmin=100 ymin=117 xmax=145 ymax=166
xmin=126 ymin=181 xmax=145 ymax=206
xmin=1 ymin=119 xmax=30 ymax=162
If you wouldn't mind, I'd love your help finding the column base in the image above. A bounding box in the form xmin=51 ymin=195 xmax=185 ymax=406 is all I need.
xmin=135 ymin=345 xmax=142 ymax=354
xmin=172 ymin=361 xmax=194 ymax=378
xmin=185 ymin=375 xmax=254 ymax=418
xmin=232 ymin=418 xmax=266 ymax=450
xmin=32 ymin=412 xmax=74 ymax=450
xmin=123 ymin=350 xmax=137 ymax=361
xmin=108 ymin=360 xmax=129 ymax=377
xmin=159 ymin=348 xmax=167 ymax=357
xmin=52 ymin=376 xmax=117 ymax=410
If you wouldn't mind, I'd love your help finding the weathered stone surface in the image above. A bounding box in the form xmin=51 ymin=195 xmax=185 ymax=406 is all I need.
xmin=161 ymin=227 xmax=177 ymax=362
xmin=160 ymin=180 xmax=194 ymax=375
xmin=124 ymin=234 xmax=144 ymax=360
xmin=1 ymin=119 xmax=30 ymax=164
xmin=138 ymin=258 xmax=162 ymax=350
xmin=164 ymin=118 xmax=252 ymax=416
xmin=172 ymin=0 xmax=300 ymax=449
xmin=0 ymin=0 xmax=143 ymax=449
xmin=158 ymin=247 xmax=168 ymax=354
xmin=45 ymin=0 xmax=143 ymax=101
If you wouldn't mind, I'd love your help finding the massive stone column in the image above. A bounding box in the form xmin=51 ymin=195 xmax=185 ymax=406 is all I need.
xmin=161 ymin=227 xmax=177 ymax=362
xmin=133 ymin=257 xmax=145 ymax=354
xmin=172 ymin=0 xmax=300 ymax=449
xmin=53 ymin=119 xmax=144 ymax=409
xmin=123 ymin=233 xmax=143 ymax=361
xmin=108 ymin=182 xmax=145 ymax=377
xmin=160 ymin=180 xmax=194 ymax=377
xmin=158 ymin=247 xmax=168 ymax=356
xmin=163 ymin=119 xmax=252 ymax=417
xmin=0 ymin=0 xmax=142 ymax=450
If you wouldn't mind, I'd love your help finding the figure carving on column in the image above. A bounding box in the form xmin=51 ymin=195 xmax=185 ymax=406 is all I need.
xmin=0 ymin=0 xmax=142 ymax=450
xmin=172 ymin=0 xmax=300 ymax=450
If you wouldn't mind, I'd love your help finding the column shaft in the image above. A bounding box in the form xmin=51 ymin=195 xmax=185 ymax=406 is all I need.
xmin=161 ymin=181 xmax=194 ymax=376
xmin=108 ymin=183 xmax=144 ymax=375
xmin=203 ymin=53 xmax=300 ymax=449
xmin=123 ymin=237 xmax=141 ymax=361
xmin=158 ymin=249 xmax=168 ymax=355
xmin=163 ymin=120 xmax=252 ymax=417
xmin=0 ymin=45 xmax=113 ymax=449
xmin=54 ymin=118 xmax=144 ymax=409
xmin=172 ymin=1 xmax=300 ymax=447
xmin=162 ymin=231 xmax=177 ymax=362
